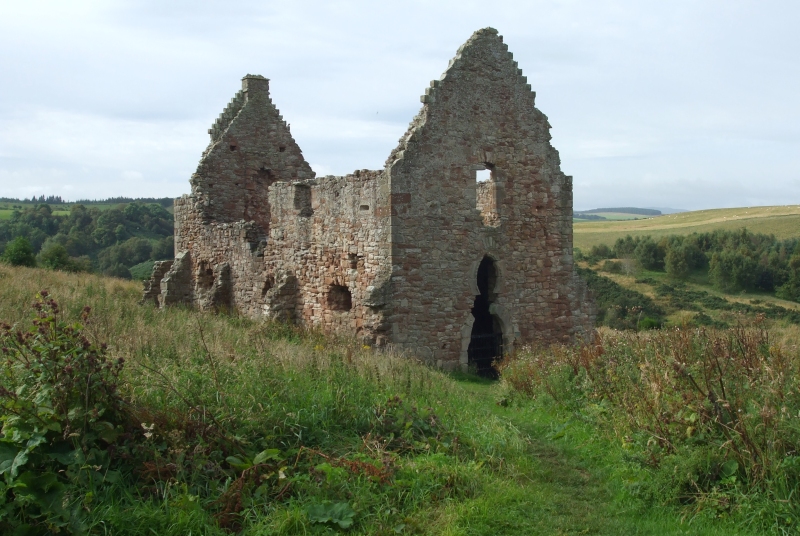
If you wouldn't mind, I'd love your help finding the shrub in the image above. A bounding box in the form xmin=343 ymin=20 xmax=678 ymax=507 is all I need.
xmin=588 ymin=244 xmax=613 ymax=261
xmin=665 ymin=245 xmax=691 ymax=280
xmin=500 ymin=323 xmax=800 ymax=526
xmin=634 ymin=238 xmax=665 ymax=271
xmin=37 ymin=242 xmax=73 ymax=270
xmin=776 ymin=254 xmax=800 ymax=303
xmin=1 ymin=236 xmax=36 ymax=267
xmin=577 ymin=267 xmax=664 ymax=330
xmin=601 ymin=260 xmax=624 ymax=274
xmin=0 ymin=293 xmax=126 ymax=533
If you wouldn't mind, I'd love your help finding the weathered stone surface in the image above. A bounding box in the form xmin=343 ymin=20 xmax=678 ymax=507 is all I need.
xmin=145 ymin=27 xmax=596 ymax=369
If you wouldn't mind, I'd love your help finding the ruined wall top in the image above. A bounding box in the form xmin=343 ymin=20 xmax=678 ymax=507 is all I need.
xmin=386 ymin=27 xmax=541 ymax=171
xmin=189 ymin=73 xmax=314 ymax=231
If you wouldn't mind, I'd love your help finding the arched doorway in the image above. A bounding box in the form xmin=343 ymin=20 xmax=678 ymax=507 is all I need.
xmin=468 ymin=256 xmax=503 ymax=377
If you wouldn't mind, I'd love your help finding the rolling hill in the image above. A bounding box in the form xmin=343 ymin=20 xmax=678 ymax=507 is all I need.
xmin=574 ymin=205 xmax=800 ymax=249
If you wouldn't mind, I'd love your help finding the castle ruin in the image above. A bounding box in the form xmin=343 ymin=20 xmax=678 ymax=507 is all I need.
xmin=144 ymin=28 xmax=595 ymax=373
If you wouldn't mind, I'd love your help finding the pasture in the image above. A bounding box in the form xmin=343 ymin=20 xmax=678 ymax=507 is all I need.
xmin=575 ymin=205 xmax=800 ymax=249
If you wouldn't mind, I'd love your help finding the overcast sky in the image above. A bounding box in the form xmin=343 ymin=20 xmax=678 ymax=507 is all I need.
xmin=1 ymin=1 xmax=798 ymax=211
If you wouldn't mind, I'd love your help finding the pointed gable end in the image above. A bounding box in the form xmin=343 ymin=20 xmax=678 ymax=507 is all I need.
xmin=190 ymin=74 xmax=314 ymax=229
xmin=387 ymin=27 xmax=546 ymax=175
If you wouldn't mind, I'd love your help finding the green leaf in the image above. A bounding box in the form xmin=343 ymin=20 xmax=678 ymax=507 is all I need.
xmin=103 ymin=470 xmax=122 ymax=484
xmin=48 ymin=448 xmax=84 ymax=467
xmin=253 ymin=448 xmax=280 ymax=465
xmin=9 ymin=450 xmax=28 ymax=477
xmin=97 ymin=422 xmax=121 ymax=444
xmin=306 ymin=501 xmax=355 ymax=528
xmin=721 ymin=459 xmax=739 ymax=478
xmin=226 ymin=455 xmax=251 ymax=471
xmin=0 ymin=443 xmax=20 ymax=475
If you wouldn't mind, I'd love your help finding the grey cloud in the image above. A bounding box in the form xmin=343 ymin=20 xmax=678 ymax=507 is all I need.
xmin=0 ymin=0 xmax=798 ymax=208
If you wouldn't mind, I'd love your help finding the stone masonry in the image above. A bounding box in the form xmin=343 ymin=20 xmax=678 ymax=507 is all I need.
xmin=144 ymin=28 xmax=596 ymax=371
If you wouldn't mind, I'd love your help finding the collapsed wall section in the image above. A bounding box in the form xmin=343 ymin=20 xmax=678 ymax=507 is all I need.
xmin=145 ymin=74 xmax=315 ymax=312
xmin=190 ymin=75 xmax=314 ymax=231
xmin=263 ymin=170 xmax=392 ymax=344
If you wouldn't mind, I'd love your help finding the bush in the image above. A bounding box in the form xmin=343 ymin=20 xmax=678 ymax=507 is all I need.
xmin=588 ymin=244 xmax=613 ymax=261
xmin=776 ymin=254 xmax=800 ymax=303
xmin=38 ymin=243 xmax=92 ymax=273
xmin=634 ymin=238 xmax=665 ymax=271
xmin=0 ymin=293 xmax=126 ymax=533
xmin=577 ymin=267 xmax=664 ymax=330
xmin=1 ymin=236 xmax=36 ymax=267
xmin=500 ymin=324 xmax=800 ymax=527
xmin=665 ymin=245 xmax=691 ymax=280
xmin=38 ymin=242 xmax=72 ymax=270
xmin=601 ymin=260 xmax=624 ymax=274
xmin=709 ymin=250 xmax=758 ymax=292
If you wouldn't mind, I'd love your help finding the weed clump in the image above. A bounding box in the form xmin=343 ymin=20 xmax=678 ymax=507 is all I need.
xmin=0 ymin=292 xmax=127 ymax=533
xmin=500 ymin=321 xmax=800 ymax=530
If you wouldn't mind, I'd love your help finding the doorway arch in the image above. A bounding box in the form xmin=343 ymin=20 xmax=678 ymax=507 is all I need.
xmin=468 ymin=256 xmax=504 ymax=377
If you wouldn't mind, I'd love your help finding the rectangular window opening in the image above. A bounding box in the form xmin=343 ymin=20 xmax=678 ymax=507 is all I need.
xmin=476 ymin=169 xmax=492 ymax=183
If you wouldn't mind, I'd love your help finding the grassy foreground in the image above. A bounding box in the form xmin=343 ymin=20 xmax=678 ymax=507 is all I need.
xmin=0 ymin=266 xmax=764 ymax=534
xmin=575 ymin=205 xmax=800 ymax=249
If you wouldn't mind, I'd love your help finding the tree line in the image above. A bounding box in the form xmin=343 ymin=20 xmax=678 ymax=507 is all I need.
xmin=577 ymin=228 xmax=800 ymax=303
xmin=0 ymin=203 xmax=174 ymax=279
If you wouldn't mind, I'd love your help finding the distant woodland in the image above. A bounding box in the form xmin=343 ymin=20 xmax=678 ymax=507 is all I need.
xmin=578 ymin=229 xmax=800 ymax=305
xmin=0 ymin=201 xmax=174 ymax=280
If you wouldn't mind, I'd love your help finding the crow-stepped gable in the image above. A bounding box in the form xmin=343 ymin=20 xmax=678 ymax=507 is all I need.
xmin=144 ymin=28 xmax=595 ymax=372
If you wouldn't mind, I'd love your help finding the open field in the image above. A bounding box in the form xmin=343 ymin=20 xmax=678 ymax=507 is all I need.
xmin=575 ymin=205 xmax=800 ymax=249
xmin=0 ymin=200 xmax=174 ymax=218
xmin=578 ymin=212 xmax=648 ymax=221
xmin=0 ymin=264 xmax=762 ymax=535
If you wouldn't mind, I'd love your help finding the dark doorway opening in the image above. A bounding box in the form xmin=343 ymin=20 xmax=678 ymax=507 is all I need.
xmin=468 ymin=256 xmax=503 ymax=378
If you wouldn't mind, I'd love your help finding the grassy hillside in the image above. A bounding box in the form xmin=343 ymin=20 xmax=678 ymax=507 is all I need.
xmin=0 ymin=265 xmax=763 ymax=535
xmin=575 ymin=205 xmax=800 ymax=249
xmin=0 ymin=198 xmax=174 ymax=221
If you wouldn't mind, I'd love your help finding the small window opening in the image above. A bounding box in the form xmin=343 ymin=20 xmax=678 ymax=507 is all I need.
xmin=475 ymin=162 xmax=500 ymax=226
xmin=257 ymin=167 xmax=273 ymax=180
xmin=347 ymin=253 xmax=358 ymax=269
xmin=293 ymin=184 xmax=313 ymax=217
xmin=261 ymin=275 xmax=274 ymax=297
xmin=327 ymin=284 xmax=352 ymax=311
xmin=359 ymin=204 xmax=370 ymax=211
xmin=230 ymin=144 xmax=237 ymax=151
xmin=278 ymin=146 xmax=286 ymax=152
xmin=197 ymin=261 xmax=215 ymax=290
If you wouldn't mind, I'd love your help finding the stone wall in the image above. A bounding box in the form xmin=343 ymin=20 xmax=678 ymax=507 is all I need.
xmin=145 ymin=27 xmax=595 ymax=370
xmin=263 ymin=170 xmax=392 ymax=344
xmin=384 ymin=28 xmax=594 ymax=368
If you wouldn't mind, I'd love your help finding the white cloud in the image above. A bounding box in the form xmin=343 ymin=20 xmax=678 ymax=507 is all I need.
xmin=0 ymin=0 xmax=798 ymax=208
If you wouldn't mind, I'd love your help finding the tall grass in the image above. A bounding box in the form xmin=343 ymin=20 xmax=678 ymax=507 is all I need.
xmin=0 ymin=265 xmax=522 ymax=534
xmin=500 ymin=322 xmax=800 ymax=532
xmin=0 ymin=265 xmax=769 ymax=534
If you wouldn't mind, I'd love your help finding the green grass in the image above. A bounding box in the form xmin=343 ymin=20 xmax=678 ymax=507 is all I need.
xmin=594 ymin=212 xmax=651 ymax=221
xmin=0 ymin=201 xmax=175 ymax=217
xmin=0 ymin=265 xmax=771 ymax=534
xmin=575 ymin=205 xmax=800 ymax=249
